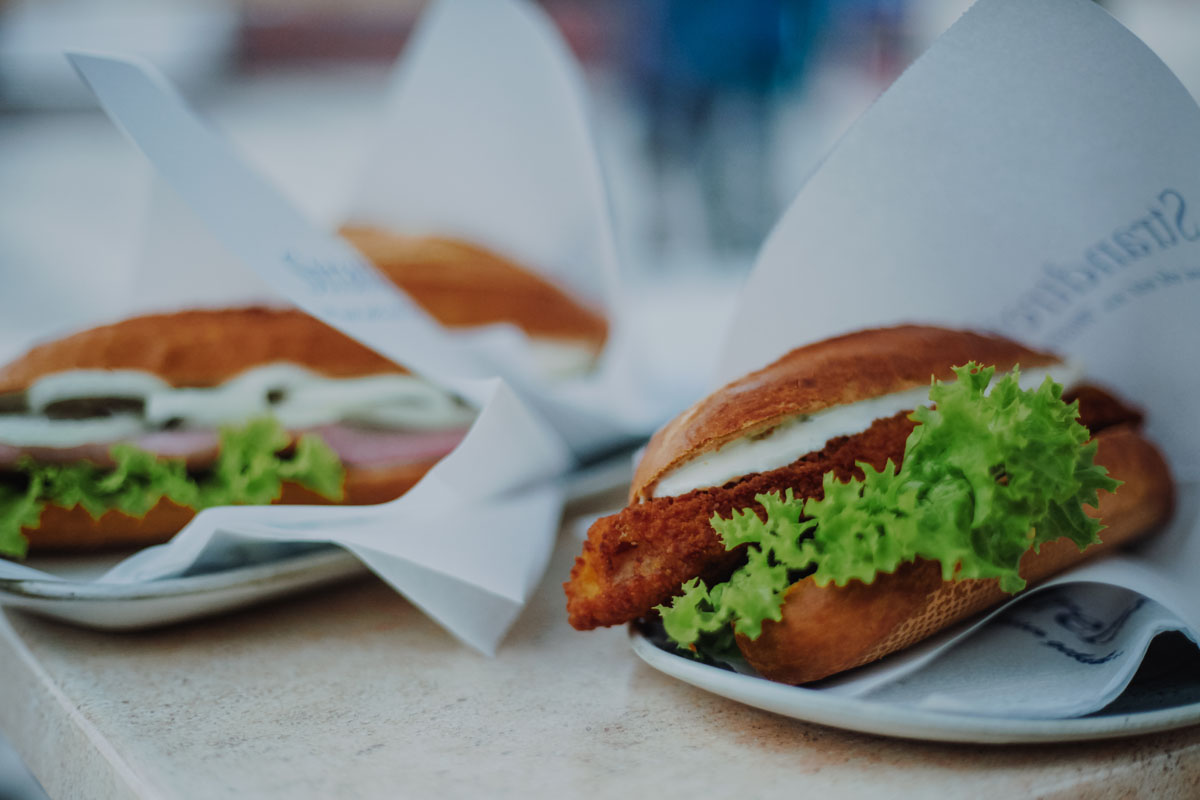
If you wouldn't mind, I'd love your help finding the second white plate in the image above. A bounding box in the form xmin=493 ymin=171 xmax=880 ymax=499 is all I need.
xmin=0 ymin=547 xmax=366 ymax=630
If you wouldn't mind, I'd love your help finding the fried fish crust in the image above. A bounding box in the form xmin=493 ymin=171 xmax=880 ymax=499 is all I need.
xmin=564 ymin=384 xmax=1142 ymax=631
xmin=564 ymin=411 xmax=917 ymax=630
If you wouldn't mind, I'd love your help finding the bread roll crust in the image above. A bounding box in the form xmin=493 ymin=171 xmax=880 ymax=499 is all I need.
xmin=631 ymin=326 xmax=1058 ymax=502
xmin=341 ymin=226 xmax=608 ymax=349
xmin=23 ymin=458 xmax=437 ymax=551
xmin=0 ymin=230 xmax=606 ymax=393
xmin=0 ymin=307 xmax=407 ymax=392
xmin=736 ymin=423 xmax=1174 ymax=684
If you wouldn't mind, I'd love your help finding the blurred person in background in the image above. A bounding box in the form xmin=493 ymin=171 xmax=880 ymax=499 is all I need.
xmin=617 ymin=0 xmax=828 ymax=260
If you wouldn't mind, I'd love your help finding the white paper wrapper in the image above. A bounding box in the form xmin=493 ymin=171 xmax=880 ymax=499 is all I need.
xmin=0 ymin=0 xmax=679 ymax=654
xmin=714 ymin=0 xmax=1200 ymax=717
xmin=97 ymin=379 xmax=571 ymax=656
xmin=347 ymin=0 xmax=619 ymax=311
xmin=128 ymin=0 xmax=620 ymax=320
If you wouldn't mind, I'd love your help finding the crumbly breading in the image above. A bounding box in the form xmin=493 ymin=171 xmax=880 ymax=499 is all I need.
xmin=564 ymin=411 xmax=918 ymax=630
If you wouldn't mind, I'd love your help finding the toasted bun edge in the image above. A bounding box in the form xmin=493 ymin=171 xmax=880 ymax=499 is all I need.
xmin=631 ymin=325 xmax=1061 ymax=502
xmin=1 ymin=231 xmax=607 ymax=393
xmin=341 ymin=225 xmax=608 ymax=350
xmin=735 ymin=423 xmax=1174 ymax=685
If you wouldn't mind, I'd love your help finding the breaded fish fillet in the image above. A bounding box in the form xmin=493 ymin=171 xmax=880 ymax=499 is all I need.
xmin=564 ymin=385 xmax=1139 ymax=631
xmin=565 ymin=411 xmax=917 ymax=630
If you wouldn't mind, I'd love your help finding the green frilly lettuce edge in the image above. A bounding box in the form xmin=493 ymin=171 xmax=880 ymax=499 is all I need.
xmin=657 ymin=363 xmax=1120 ymax=651
xmin=0 ymin=418 xmax=345 ymax=558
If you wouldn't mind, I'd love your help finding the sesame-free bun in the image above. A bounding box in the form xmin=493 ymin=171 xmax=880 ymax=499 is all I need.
xmin=735 ymin=423 xmax=1174 ymax=684
xmin=0 ymin=307 xmax=404 ymax=392
xmin=341 ymin=225 xmax=608 ymax=352
xmin=630 ymin=325 xmax=1060 ymax=502
xmin=0 ymin=229 xmax=607 ymax=393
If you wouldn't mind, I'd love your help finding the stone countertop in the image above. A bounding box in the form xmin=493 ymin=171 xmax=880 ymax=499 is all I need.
xmin=2 ymin=510 xmax=1200 ymax=800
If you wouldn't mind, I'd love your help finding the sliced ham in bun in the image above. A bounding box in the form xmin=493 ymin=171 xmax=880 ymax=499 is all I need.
xmin=0 ymin=229 xmax=606 ymax=555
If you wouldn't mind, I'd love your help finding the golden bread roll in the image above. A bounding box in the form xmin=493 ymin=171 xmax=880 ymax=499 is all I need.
xmin=563 ymin=324 xmax=1173 ymax=684
xmin=736 ymin=423 xmax=1173 ymax=684
xmin=0 ymin=307 xmax=404 ymax=392
xmin=1 ymin=229 xmax=606 ymax=393
xmin=629 ymin=325 xmax=1057 ymax=503
xmin=341 ymin=225 xmax=607 ymax=355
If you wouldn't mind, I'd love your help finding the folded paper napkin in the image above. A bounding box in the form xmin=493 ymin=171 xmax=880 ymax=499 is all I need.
xmin=802 ymin=478 xmax=1200 ymax=718
xmin=707 ymin=0 xmax=1200 ymax=719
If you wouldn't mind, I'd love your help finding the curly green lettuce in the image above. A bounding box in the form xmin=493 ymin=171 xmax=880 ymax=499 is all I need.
xmin=0 ymin=419 xmax=345 ymax=558
xmin=658 ymin=363 xmax=1120 ymax=651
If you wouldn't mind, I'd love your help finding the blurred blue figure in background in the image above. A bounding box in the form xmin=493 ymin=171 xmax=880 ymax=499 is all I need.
xmin=620 ymin=0 xmax=829 ymax=260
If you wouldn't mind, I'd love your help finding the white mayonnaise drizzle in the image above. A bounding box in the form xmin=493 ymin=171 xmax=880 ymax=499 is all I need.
xmin=0 ymin=364 xmax=477 ymax=448
xmin=27 ymin=371 xmax=169 ymax=409
xmin=650 ymin=362 xmax=1083 ymax=500
xmin=141 ymin=365 xmax=472 ymax=431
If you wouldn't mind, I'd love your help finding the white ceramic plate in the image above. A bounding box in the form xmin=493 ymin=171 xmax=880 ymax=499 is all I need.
xmin=0 ymin=449 xmax=635 ymax=631
xmin=631 ymin=630 xmax=1200 ymax=744
xmin=1 ymin=547 xmax=367 ymax=630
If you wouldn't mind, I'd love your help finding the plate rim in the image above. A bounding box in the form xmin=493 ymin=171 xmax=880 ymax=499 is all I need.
xmin=0 ymin=547 xmax=363 ymax=603
xmin=630 ymin=629 xmax=1200 ymax=744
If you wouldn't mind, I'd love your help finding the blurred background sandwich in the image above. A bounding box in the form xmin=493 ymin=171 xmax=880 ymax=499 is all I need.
xmin=0 ymin=228 xmax=606 ymax=554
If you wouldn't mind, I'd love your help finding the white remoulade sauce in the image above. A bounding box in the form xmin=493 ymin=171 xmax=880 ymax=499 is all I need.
xmin=0 ymin=364 xmax=477 ymax=448
xmin=649 ymin=362 xmax=1083 ymax=500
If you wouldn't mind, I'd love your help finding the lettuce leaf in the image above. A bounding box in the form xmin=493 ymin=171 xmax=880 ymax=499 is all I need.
xmin=0 ymin=419 xmax=345 ymax=559
xmin=658 ymin=363 xmax=1120 ymax=651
